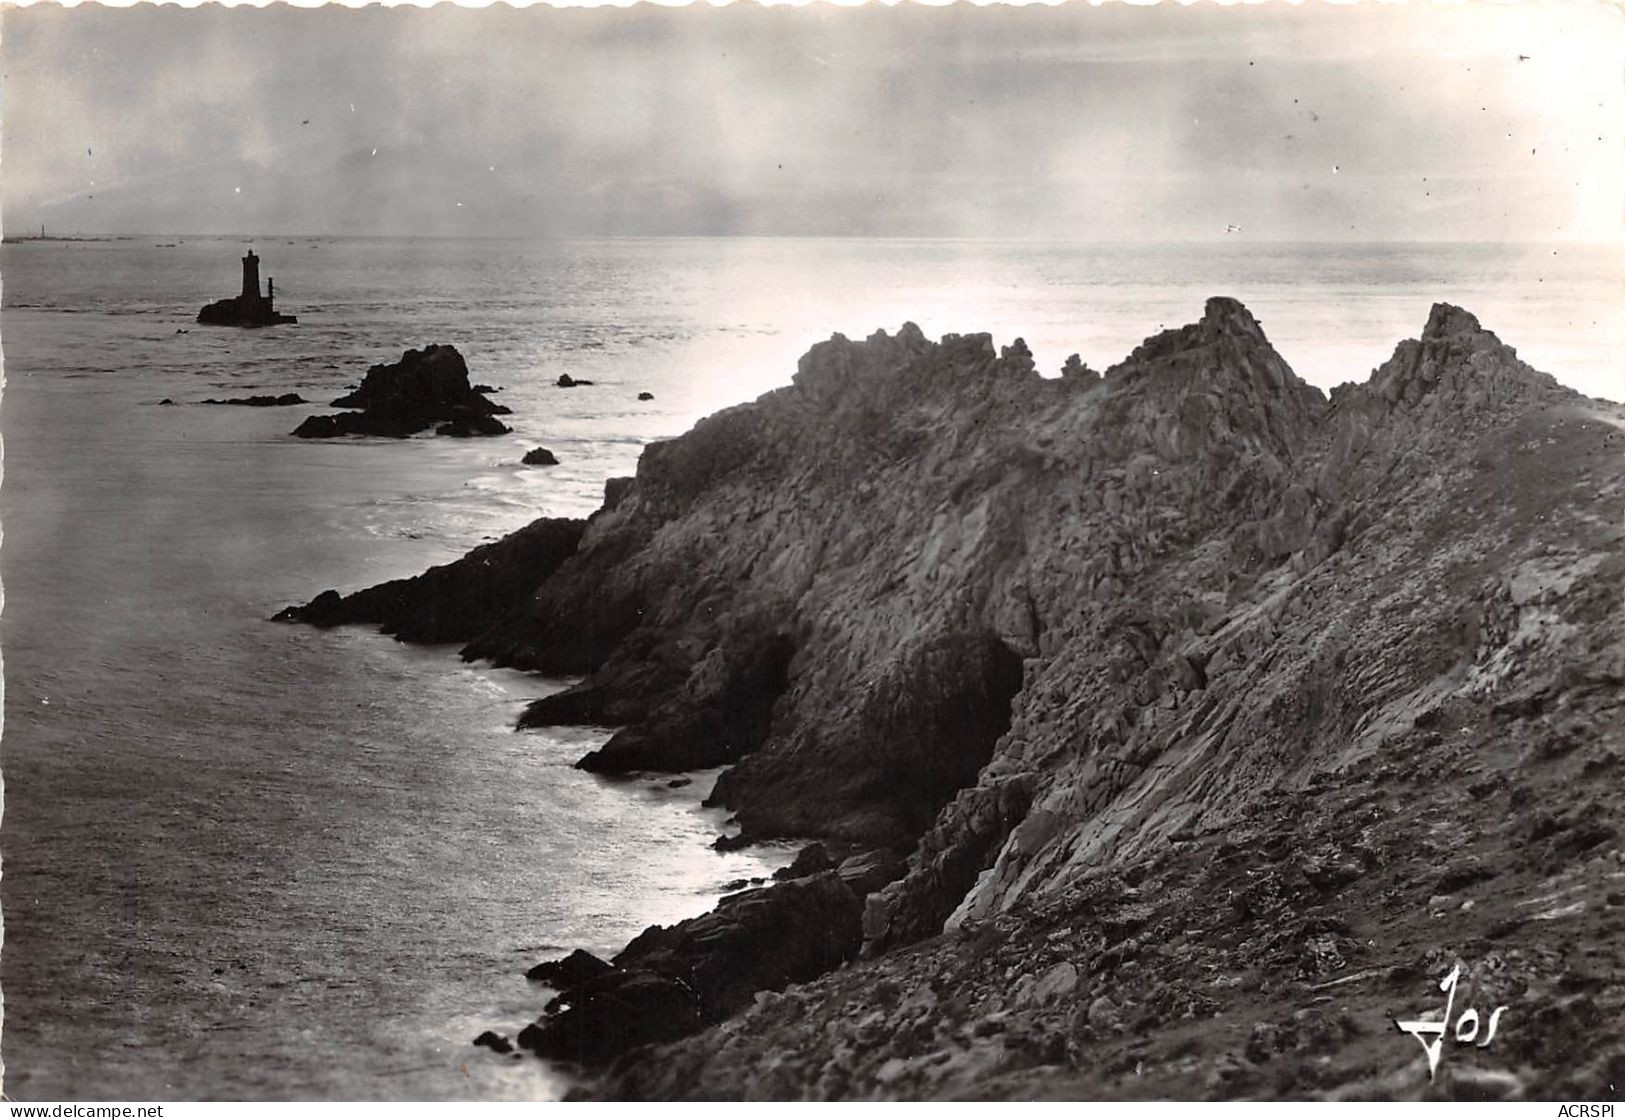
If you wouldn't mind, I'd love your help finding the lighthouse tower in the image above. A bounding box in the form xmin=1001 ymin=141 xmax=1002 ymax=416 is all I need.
xmin=241 ymin=250 xmax=262 ymax=299
xmin=198 ymin=249 xmax=297 ymax=326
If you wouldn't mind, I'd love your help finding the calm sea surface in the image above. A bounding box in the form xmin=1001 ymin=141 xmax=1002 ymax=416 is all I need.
xmin=1 ymin=236 xmax=1620 ymax=1099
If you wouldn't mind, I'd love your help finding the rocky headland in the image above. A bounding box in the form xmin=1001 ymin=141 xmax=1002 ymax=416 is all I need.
xmin=278 ymin=299 xmax=1624 ymax=1098
xmin=292 ymin=344 xmax=512 ymax=438
xmin=273 ymin=515 xmax=584 ymax=643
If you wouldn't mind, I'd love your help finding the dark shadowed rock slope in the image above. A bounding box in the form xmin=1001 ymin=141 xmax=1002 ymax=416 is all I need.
xmin=273 ymin=517 xmax=584 ymax=644
xmin=279 ymin=300 xmax=1624 ymax=1097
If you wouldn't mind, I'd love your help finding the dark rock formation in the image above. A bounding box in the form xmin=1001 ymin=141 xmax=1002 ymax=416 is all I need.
xmin=436 ymin=415 xmax=511 ymax=438
xmin=714 ymin=630 xmax=1024 ymax=848
xmin=773 ymin=843 xmax=834 ymax=881
xmin=525 ymin=949 xmax=614 ymax=987
xmin=201 ymin=393 xmax=307 ymax=407
xmin=472 ymin=1031 xmax=513 ymax=1055
xmin=569 ymin=629 xmax=797 ymax=775
xmin=272 ymin=517 xmax=585 ymax=644
xmin=523 ymin=447 xmax=560 ymax=466
xmin=517 ymin=871 xmax=865 ymax=1065
xmin=197 ymin=297 xmax=296 ymax=328
xmin=1060 ymin=353 xmax=1100 ymax=385
xmin=601 ymin=476 xmax=635 ymax=513
xmin=558 ymin=373 xmax=596 ymax=388
xmin=638 ymin=392 xmax=655 ymax=401
xmin=292 ymin=345 xmax=510 ymax=439
xmin=289 ymin=414 xmax=363 ymax=439
xmin=834 ymin=848 xmax=908 ymax=897
xmin=158 ymin=398 xmax=177 ymax=406
xmin=325 ymin=344 xmax=511 ymax=419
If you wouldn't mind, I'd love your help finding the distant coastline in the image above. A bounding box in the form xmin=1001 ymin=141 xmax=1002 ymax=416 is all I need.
xmin=2 ymin=234 xmax=136 ymax=244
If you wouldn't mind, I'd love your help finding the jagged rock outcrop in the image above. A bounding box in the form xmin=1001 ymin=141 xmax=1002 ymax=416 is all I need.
xmin=454 ymin=298 xmax=1330 ymax=854
xmin=516 ymin=871 xmax=868 ymax=1065
xmin=291 ymin=345 xmax=512 ymax=438
xmin=525 ymin=949 xmax=614 ymax=987
xmin=523 ymin=447 xmax=560 ymax=466
xmin=281 ymin=299 xmax=1624 ymax=1094
xmin=567 ymin=303 xmax=1622 ymax=1097
xmin=774 ymin=843 xmax=834 ymax=881
xmin=569 ymin=629 xmax=797 ymax=774
xmin=272 ymin=517 xmax=585 ymax=644
xmin=1060 ymin=353 xmax=1099 ymax=386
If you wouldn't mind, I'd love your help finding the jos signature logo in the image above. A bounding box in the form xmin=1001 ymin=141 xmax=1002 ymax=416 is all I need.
xmin=1394 ymin=964 xmax=1509 ymax=1079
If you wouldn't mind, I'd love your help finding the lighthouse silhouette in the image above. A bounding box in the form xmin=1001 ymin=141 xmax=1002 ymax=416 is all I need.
xmin=198 ymin=248 xmax=296 ymax=327
xmin=241 ymin=250 xmax=261 ymax=298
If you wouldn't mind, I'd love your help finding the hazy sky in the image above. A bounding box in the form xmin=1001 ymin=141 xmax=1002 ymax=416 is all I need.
xmin=3 ymin=2 xmax=1620 ymax=241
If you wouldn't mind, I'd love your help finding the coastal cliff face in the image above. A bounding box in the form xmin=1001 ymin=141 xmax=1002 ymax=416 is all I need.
xmin=280 ymin=300 xmax=1624 ymax=1097
xmin=470 ymin=299 xmax=1334 ymax=857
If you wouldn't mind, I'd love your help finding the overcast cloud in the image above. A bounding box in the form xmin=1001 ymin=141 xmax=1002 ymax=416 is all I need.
xmin=2 ymin=2 xmax=1620 ymax=241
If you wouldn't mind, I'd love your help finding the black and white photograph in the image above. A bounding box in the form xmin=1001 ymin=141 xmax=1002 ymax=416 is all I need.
xmin=1 ymin=0 xmax=1622 ymax=1105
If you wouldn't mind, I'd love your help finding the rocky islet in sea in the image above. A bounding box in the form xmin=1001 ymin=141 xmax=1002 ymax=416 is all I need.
xmin=276 ymin=299 xmax=1625 ymax=1099
xmin=290 ymin=343 xmax=512 ymax=439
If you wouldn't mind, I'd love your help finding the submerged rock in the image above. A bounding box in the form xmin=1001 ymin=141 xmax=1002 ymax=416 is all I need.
xmin=292 ymin=344 xmax=510 ymax=438
xmin=201 ymin=393 xmax=307 ymax=407
xmin=557 ymin=373 xmax=596 ymax=388
xmin=522 ymin=447 xmax=559 ymax=466
xmin=436 ymin=415 xmax=511 ymax=438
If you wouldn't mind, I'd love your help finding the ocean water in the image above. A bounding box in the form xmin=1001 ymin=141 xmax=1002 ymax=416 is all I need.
xmin=1 ymin=236 xmax=1620 ymax=1101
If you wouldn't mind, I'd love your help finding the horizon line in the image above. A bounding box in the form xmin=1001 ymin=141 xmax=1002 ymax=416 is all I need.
xmin=5 ymin=231 xmax=1621 ymax=248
